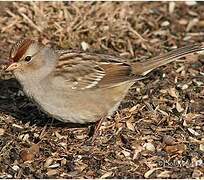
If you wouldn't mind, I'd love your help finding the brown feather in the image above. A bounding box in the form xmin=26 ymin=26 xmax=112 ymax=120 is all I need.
xmin=10 ymin=39 xmax=34 ymax=62
xmin=54 ymin=43 xmax=204 ymax=90
xmin=55 ymin=51 xmax=133 ymax=89
xmin=132 ymin=43 xmax=204 ymax=75
xmin=98 ymin=63 xmax=133 ymax=87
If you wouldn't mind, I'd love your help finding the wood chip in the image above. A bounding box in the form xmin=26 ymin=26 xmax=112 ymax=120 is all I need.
xmin=30 ymin=144 xmax=40 ymax=155
xmin=181 ymin=84 xmax=188 ymax=90
xmin=169 ymin=2 xmax=176 ymax=14
xmin=157 ymin=170 xmax=171 ymax=178
xmin=0 ymin=2 xmax=203 ymax=179
xmin=20 ymin=149 xmax=34 ymax=162
xmin=164 ymin=143 xmax=186 ymax=155
xmin=44 ymin=157 xmax=54 ymax=168
xmin=121 ymin=150 xmax=131 ymax=157
xmin=20 ymin=144 xmax=40 ymax=162
xmin=143 ymin=142 xmax=155 ymax=152
xmin=199 ymin=144 xmax=204 ymax=152
xmin=81 ymin=41 xmax=89 ymax=51
xmin=0 ymin=128 xmax=5 ymax=136
xmin=188 ymin=128 xmax=200 ymax=136
xmin=12 ymin=124 xmax=23 ymax=129
xmin=47 ymin=169 xmax=58 ymax=177
xmin=12 ymin=165 xmax=20 ymax=171
xmin=176 ymin=101 xmax=184 ymax=112
xmin=192 ymin=169 xmax=203 ymax=178
xmin=163 ymin=135 xmax=176 ymax=145
xmin=55 ymin=131 xmax=66 ymax=139
xmin=144 ymin=168 xmax=161 ymax=178
xmin=48 ymin=163 xmax=60 ymax=168
xmin=168 ymin=87 xmax=178 ymax=99
xmin=161 ymin=21 xmax=170 ymax=27
xmin=185 ymin=1 xmax=197 ymax=6
xmin=186 ymin=18 xmax=199 ymax=32
xmin=126 ymin=119 xmax=135 ymax=131
xmin=100 ymin=171 xmax=113 ymax=179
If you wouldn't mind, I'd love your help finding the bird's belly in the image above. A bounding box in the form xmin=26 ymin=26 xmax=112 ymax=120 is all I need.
xmin=26 ymin=89 xmax=103 ymax=123
xmin=25 ymin=82 xmax=134 ymax=124
xmin=32 ymin=93 xmax=101 ymax=124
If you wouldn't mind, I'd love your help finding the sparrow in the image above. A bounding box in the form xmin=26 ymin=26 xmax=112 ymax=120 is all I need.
xmin=5 ymin=38 xmax=204 ymax=141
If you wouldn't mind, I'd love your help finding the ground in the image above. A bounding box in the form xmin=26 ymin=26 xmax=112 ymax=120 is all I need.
xmin=0 ymin=2 xmax=204 ymax=179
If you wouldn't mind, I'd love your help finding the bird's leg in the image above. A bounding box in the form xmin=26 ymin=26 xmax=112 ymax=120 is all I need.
xmin=90 ymin=117 xmax=106 ymax=144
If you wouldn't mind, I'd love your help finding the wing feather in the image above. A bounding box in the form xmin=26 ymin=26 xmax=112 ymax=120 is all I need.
xmin=53 ymin=50 xmax=134 ymax=90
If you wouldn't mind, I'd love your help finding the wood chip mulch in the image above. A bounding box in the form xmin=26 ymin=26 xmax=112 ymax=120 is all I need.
xmin=0 ymin=2 xmax=203 ymax=179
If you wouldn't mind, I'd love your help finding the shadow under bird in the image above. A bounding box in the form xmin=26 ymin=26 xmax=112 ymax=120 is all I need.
xmin=5 ymin=39 xmax=204 ymax=141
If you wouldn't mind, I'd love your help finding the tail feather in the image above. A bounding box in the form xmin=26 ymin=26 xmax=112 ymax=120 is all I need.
xmin=133 ymin=43 xmax=204 ymax=76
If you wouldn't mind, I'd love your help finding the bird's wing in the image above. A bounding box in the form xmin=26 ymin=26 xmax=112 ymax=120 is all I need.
xmin=53 ymin=50 xmax=135 ymax=90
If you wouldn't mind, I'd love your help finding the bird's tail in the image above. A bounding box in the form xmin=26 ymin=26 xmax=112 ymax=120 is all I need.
xmin=132 ymin=43 xmax=204 ymax=76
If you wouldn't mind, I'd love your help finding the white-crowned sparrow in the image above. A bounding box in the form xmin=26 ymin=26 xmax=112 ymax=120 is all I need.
xmin=5 ymin=39 xmax=204 ymax=140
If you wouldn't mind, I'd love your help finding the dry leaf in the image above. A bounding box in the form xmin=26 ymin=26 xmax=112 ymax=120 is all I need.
xmin=160 ymin=89 xmax=167 ymax=94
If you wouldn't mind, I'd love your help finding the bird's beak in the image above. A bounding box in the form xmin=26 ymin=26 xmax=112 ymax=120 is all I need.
xmin=5 ymin=62 xmax=20 ymax=71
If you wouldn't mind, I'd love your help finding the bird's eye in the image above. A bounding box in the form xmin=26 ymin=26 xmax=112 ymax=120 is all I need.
xmin=24 ymin=56 xmax=32 ymax=62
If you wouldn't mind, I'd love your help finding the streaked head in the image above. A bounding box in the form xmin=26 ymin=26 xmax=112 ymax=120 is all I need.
xmin=6 ymin=38 xmax=43 ymax=72
xmin=5 ymin=38 xmax=58 ymax=83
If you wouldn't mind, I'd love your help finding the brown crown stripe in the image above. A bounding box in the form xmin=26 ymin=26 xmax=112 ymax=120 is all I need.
xmin=11 ymin=39 xmax=34 ymax=62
